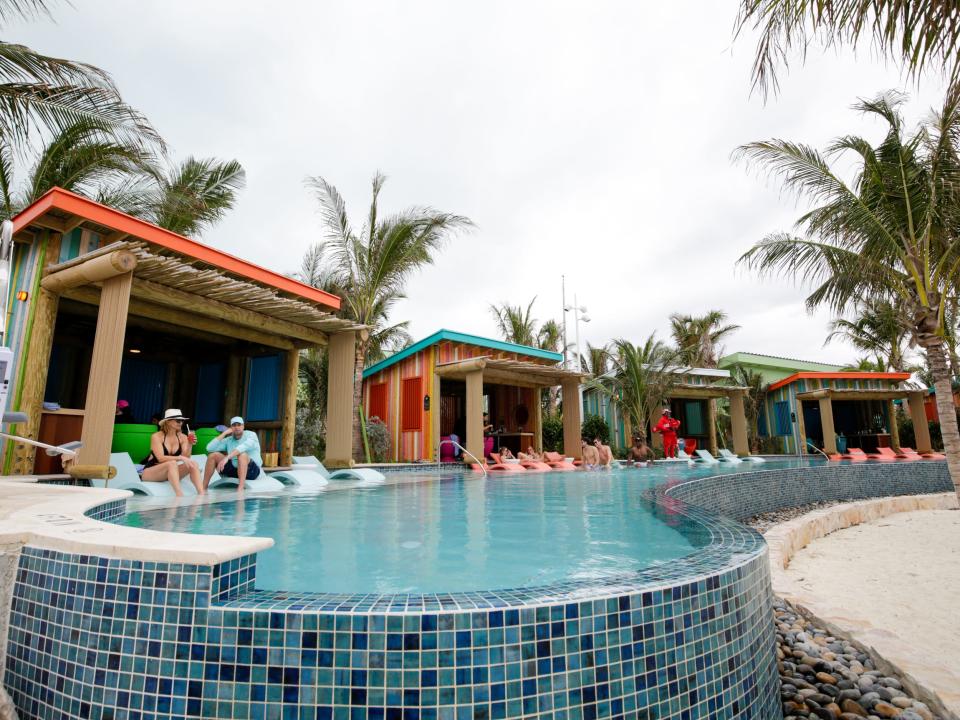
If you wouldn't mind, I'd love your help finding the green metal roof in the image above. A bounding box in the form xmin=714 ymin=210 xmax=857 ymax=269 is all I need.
xmin=363 ymin=329 xmax=563 ymax=379
xmin=718 ymin=352 xmax=844 ymax=372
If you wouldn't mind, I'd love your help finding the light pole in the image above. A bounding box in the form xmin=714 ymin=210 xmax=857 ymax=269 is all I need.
xmin=564 ymin=295 xmax=590 ymax=413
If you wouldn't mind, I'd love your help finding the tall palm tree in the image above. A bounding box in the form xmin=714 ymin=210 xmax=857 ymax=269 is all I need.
xmin=580 ymin=342 xmax=610 ymax=381
xmin=537 ymin=319 xmax=563 ymax=353
xmin=825 ymin=299 xmax=911 ymax=372
xmin=0 ymin=0 xmax=161 ymax=150
xmin=0 ymin=119 xmax=153 ymax=216
xmin=728 ymin=364 xmax=767 ymax=453
xmin=843 ymin=357 xmax=888 ymax=372
xmin=610 ymin=335 xmax=681 ymax=443
xmin=669 ymin=310 xmax=740 ymax=368
xmin=307 ymin=171 xmax=472 ymax=460
xmin=735 ymin=0 xmax=960 ymax=99
xmin=490 ymin=298 xmax=538 ymax=347
xmin=737 ymin=89 xmax=960 ymax=500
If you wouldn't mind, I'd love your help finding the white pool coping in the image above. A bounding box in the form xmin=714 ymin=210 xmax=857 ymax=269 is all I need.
xmin=0 ymin=478 xmax=272 ymax=564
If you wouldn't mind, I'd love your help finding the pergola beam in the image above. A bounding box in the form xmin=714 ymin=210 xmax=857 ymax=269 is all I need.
xmin=41 ymin=250 xmax=137 ymax=293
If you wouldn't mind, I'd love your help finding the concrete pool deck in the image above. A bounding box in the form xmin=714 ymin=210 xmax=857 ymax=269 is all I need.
xmin=767 ymin=493 xmax=960 ymax=718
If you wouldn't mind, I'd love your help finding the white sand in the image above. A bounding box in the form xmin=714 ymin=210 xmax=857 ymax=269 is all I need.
xmin=783 ymin=507 xmax=960 ymax=712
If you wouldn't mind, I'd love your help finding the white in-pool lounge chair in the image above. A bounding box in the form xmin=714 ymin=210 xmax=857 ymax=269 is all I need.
xmin=714 ymin=449 xmax=742 ymax=463
xmin=718 ymin=448 xmax=765 ymax=463
xmin=270 ymin=455 xmax=385 ymax=485
xmin=204 ymin=453 xmax=285 ymax=492
xmin=94 ymin=453 xmax=200 ymax=497
xmin=676 ymin=448 xmax=693 ymax=461
xmin=694 ymin=449 xmax=721 ymax=464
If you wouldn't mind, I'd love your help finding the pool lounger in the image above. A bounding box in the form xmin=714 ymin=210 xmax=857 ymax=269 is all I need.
xmin=714 ymin=449 xmax=743 ymax=463
xmin=718 ymin=448 xmax=765 ymax=463
xmin=694 ymin=449 xmax=721 ymax=464
xmin=282 ymin=455 xmax=386 ymax=484
xmin=98 ymin=452 xmax=200 ymax=497
xmin=200 ymin=454 xmax=285 ymax=492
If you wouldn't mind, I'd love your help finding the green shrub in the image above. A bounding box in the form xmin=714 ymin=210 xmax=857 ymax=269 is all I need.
xmin=366 ymin=416 xmax=391 ymax=462
xmin=581 ymin=414 xmax=610 ymax=444
xmin=542 ymin=416 xmax=564 ymax=452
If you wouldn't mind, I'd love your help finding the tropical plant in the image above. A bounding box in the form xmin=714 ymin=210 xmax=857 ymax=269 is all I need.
xmin=843 ymin=356 xmax=888 ymax=372
xmin=610 ymin=335 xmax=681 ymax=442
xmin=580 ymin=342 xmax=610 ymax=379
xmin=490 ymin=298 xmax=537 ymax=347
xmin=728 ymin=364 xmax=767 ymax=453
xmin=365 ymin=416 xmax=391 ymax=463
xmin=0 ymin=0 xmax=161 ymax=150
xmin=537 ymin=319 xmax=563 ymax=353
xmin=541 ymin=415 xmax=564 ymax=452
xmin=306 ymin=171 xmax=472 ymax=460
xmin=669 ymin=310 xmax=740 ymax=368
xmin=825 ymin=298 xmax=912 ymax=372
xmin=581 ymin=414 xmax=610 ymax=444
xmin=736 ymin=89 xmax=960 ymax=500
xmin=735 ymin=0 xmax=960 ymax=99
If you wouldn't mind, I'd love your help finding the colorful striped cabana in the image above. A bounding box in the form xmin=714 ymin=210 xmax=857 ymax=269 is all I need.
xmin=361 ymin=330 xmax=584 ymax=463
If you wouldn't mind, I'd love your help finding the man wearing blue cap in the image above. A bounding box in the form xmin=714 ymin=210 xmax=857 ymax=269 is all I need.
xmin=203 ymin=416 xmax=263 ymax=491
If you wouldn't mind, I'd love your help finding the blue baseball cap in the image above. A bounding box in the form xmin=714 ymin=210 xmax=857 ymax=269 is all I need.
xmin=230 ymin=416 xmax=244 ymax=426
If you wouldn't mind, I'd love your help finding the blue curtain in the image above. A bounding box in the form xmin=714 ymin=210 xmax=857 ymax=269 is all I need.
xmin=245 ymin=355 xmax=281 ymax=421
xmin=195 ymin=362 xmax=225 ymax=423
xmin=118 ymin=358 xmax=167 ymax=423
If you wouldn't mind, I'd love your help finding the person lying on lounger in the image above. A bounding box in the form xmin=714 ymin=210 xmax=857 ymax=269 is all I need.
xmin=203 ymin=416 xmax=263 ymax=491
xmin=517 ymin=446 xmax=542 ymax=461
xmin=499 ymin=447 xmax=516 ymax=460
xmin=140 ymin=408 xmax=202 ymax=496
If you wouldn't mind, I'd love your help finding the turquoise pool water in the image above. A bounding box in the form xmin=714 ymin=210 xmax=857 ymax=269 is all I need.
xmin=121 ymin=458 xmax=820 ymax=594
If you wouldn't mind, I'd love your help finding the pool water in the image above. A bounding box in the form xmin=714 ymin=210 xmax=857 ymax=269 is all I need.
xmin=121 ymin=459 xmax=819 ymax=595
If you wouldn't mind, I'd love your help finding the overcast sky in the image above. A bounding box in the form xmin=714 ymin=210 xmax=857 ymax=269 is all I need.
xmin=9 ymin=2 xmax=950 ymax=365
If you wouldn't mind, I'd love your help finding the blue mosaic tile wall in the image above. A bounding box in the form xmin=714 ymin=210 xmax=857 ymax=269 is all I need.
xmin=665 ymin=460 xmax=952 ymax=521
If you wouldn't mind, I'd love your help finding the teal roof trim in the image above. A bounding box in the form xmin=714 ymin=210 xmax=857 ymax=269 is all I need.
xmin=362 ymin=329 xmax=563 ymax=379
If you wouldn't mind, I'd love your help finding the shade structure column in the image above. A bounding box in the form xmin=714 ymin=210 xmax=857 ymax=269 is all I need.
xmin=888 ymin=399 xmax=901 ymax=451
xmin=562 ymin=379 xmax=582 ymax=459
xmin=908 ymin=391 xmax=932 ymax=454
xmin=729 ymin=391 xmax=750 ymax=457
xmin=465 ymin=368 xmax=484 ymax=464
xmin=796 ymin=400 xmax=807 ymax=454
xmin=707 ymin=399 xmax=718 ymax=456
xmin=78 ymin=271 xmax=133 ymax=466
xmin=325 ymin=330 xmax=356 ymax=468
xmin=280 ymin=348 xmax=300 ymax=466
xmin=819 ymin=396 xmax=838 ymax=455
xmin=532 ymin=388 xmax=543 ymax=453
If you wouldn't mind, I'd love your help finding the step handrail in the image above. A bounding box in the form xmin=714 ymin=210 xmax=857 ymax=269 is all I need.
xmin=437 ymin=439 xmax=487 ymax=477
xmin=806 ymin=439 xmax=831 ymax=461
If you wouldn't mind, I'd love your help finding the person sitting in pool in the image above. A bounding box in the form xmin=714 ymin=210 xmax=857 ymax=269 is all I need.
xmin=140 ymin=408 xmax=202 ymax=497
xmin=593 ymin=438 xmax=613 ymax=468
xmin=626 ymin=436 xmax=653 ymax=466
xmin=580 ymin=439 xmax=600 ymax=469
xmin=517 ymin=446 xmax=542 ymax=461
xmin=203 ymin=416 xmax=263 ymax=491
xmin=499 ymin=446 xmax=516 ymax=460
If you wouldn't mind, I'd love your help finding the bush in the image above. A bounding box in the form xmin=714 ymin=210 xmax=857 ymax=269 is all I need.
xmin=542 ymin=416 xmax=563 ymax=452
xmin=365 ymin=416 xmax=391 ymax=462
xmin=581 ymin=414 xmax=610 ymax=444
xmin=294 ymin=405 xmax=324 ymax=458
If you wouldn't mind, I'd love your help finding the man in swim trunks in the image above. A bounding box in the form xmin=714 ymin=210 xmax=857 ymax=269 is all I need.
xmin=593 ymin=438 xmax=613 ymax=468
xmin=653 ymin=408 xmax=681 ymax=458
xmin=580 ymin=439 xmax=600 ymax=469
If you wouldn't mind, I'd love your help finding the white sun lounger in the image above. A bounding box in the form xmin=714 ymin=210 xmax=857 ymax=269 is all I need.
xmin=694 ymin=449 xmax=721 ymax=464
xmin=677 ymin=449 xmax=693 ymax=461
xmin=206 ymin=457 xmax=285 ymax=492
xmin=714 ymin=449 xmax=743 ymax=463
xmin=94 ymin=452 xmax=200 ymax=497
xmin=277 ymin=455 xmax=385 ymax=484
xmin=718 ymin=448 xmax=765 ymax=463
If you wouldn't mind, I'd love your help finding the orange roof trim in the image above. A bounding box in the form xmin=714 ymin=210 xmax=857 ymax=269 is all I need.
xmin=13 ymin=187 xmax=341 ymax=311
xmin=768 ymin=371 xmax=911 ymax=392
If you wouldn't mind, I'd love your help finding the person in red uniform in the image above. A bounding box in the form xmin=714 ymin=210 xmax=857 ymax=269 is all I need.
xmin=653 ymin=408 xmax=681 ymax=458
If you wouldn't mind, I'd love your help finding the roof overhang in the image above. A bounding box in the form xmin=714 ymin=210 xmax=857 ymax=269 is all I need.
xmin=434 ymin=356 xmax=584 ymax=388
xmin=796 ymin=388 xmax=925 ymax=401
xmin=13 ymin=187 xmax=342 ymax=311
xmin=768 ymin=371 xmax=912 ymax=392
xmin=669 ymin=383 xmax=749 ymax=399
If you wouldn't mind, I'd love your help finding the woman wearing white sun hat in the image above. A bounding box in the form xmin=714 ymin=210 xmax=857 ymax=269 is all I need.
xmin=140 ymin=408 xmax=203 ymax=496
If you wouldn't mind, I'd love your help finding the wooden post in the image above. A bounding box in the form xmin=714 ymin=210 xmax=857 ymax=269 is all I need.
xmin=532 ymin=388 xmax=543 ymax=452
xmin=796 ymin=400 xmax=807 ymax=455
xmin=623 ymin=412 xmax=633 ymax=446
xmin=908 ymin=391 xmax=932 ymax=453
xmin=325 ymin=331 xmax=355 ymax=468
xmin=562 ymin=379 xmax=582 ymax=459
xmin=729 ymin=391 xmax=750 ymax=457
xmin=10 ymin=288 xmax=60 ymax=474
xmin=707 ymin=398 xmax=718 ymax=456
xmin=819 ymin=396 xmax=838 ymax=455
xmin=78 ymin=272 xmax=133 ymax=466
xmin=649 ymin=407 xmax=663 ymax=454
xmin=888 ymin=399 xmax=901 ymax=451
xmin=280 ymin=348 xmax=299 ymax=466
xmin=465 ymin=368 xmax=484 ymax=464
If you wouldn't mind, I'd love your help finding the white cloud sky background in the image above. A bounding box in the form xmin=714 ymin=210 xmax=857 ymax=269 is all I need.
xmin=9 ymin=1 xmax=951 ymax=365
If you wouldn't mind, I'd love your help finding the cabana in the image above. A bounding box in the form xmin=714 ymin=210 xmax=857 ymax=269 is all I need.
xmin=762 ymin=371 xmax=929 ymax=455
xmin=361 ymin=330 xmax=586 ymax=463
xmin=3 ymin=188 xmax=365 ymax=475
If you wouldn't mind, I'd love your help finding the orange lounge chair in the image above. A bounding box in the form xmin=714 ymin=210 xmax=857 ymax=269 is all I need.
xmin=488 ymin=453 xmax=527 ymax=472
xmin=543 ymin=452 xmax=577 ymax=471
xmin=898 ymin=446 xmax=946 ymax=460
xmin=863 ymin=447 xmax=895 ymax=461
xmin=518 ymin=456 xmax=551 ymax=472
xmin=874 ymin=447 xmax=913 ymax=461
xmin=840 ymin=448 xmax=869 ymax=461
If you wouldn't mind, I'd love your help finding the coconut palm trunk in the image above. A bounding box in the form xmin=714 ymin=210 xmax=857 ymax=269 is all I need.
xmin=352 ymin=337 xmax=369 ymax=462
xmin=925 ymin=340 xmax=960 ymax=495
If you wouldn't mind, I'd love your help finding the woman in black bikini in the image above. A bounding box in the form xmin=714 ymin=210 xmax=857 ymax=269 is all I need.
xmin=141 ymin=408 xmax=202 ymax=496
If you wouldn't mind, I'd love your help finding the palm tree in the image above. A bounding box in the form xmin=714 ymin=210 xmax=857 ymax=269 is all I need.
xmin=537 ymin=319 xmax=563 ymax=353
xmin=728 ymin=364 xmax=767 ymax=453
xmin=307 ymin=171 xmax=472 ymax=460
xmin=825 ymin=299 xmax=911 ymax=372
xmin=490 ymin=298 xmax=538 ymax=346
xmin=843 ymin=357 xmax=888 ymax=372
xmin=737 ymin=89 xmax=960 ymax=500
xmin=735 ymin=0 xmax=960 ymax=99
xmin=580 ymin=342 xmax=610 ymax=381
xmin=0 ymin=119 xmax=153 ymax=216
xmin=610 ymin=335 xmax=681 ymax=443
xmin=669 ymin=310 xmax=740 ymax=368
xmin=0 ymin=0 xmax=161 ymax=150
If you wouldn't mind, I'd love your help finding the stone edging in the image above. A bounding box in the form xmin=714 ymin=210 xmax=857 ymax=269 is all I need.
xmin=767 ymin=493 xmax=960 ymax=719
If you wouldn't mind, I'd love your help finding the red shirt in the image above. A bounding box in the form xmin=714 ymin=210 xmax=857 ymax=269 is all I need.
xmin=653 ymin=416 xmax=680 ymax=435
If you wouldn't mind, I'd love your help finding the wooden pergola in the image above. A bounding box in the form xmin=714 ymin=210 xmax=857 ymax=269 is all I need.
xmin=434 ymin=357 xmax=586 ymax=462
xmin=9 ymin=188 xmax=365 ymax=473
xmin=795 ymin=388 xmax=931 ymax=455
